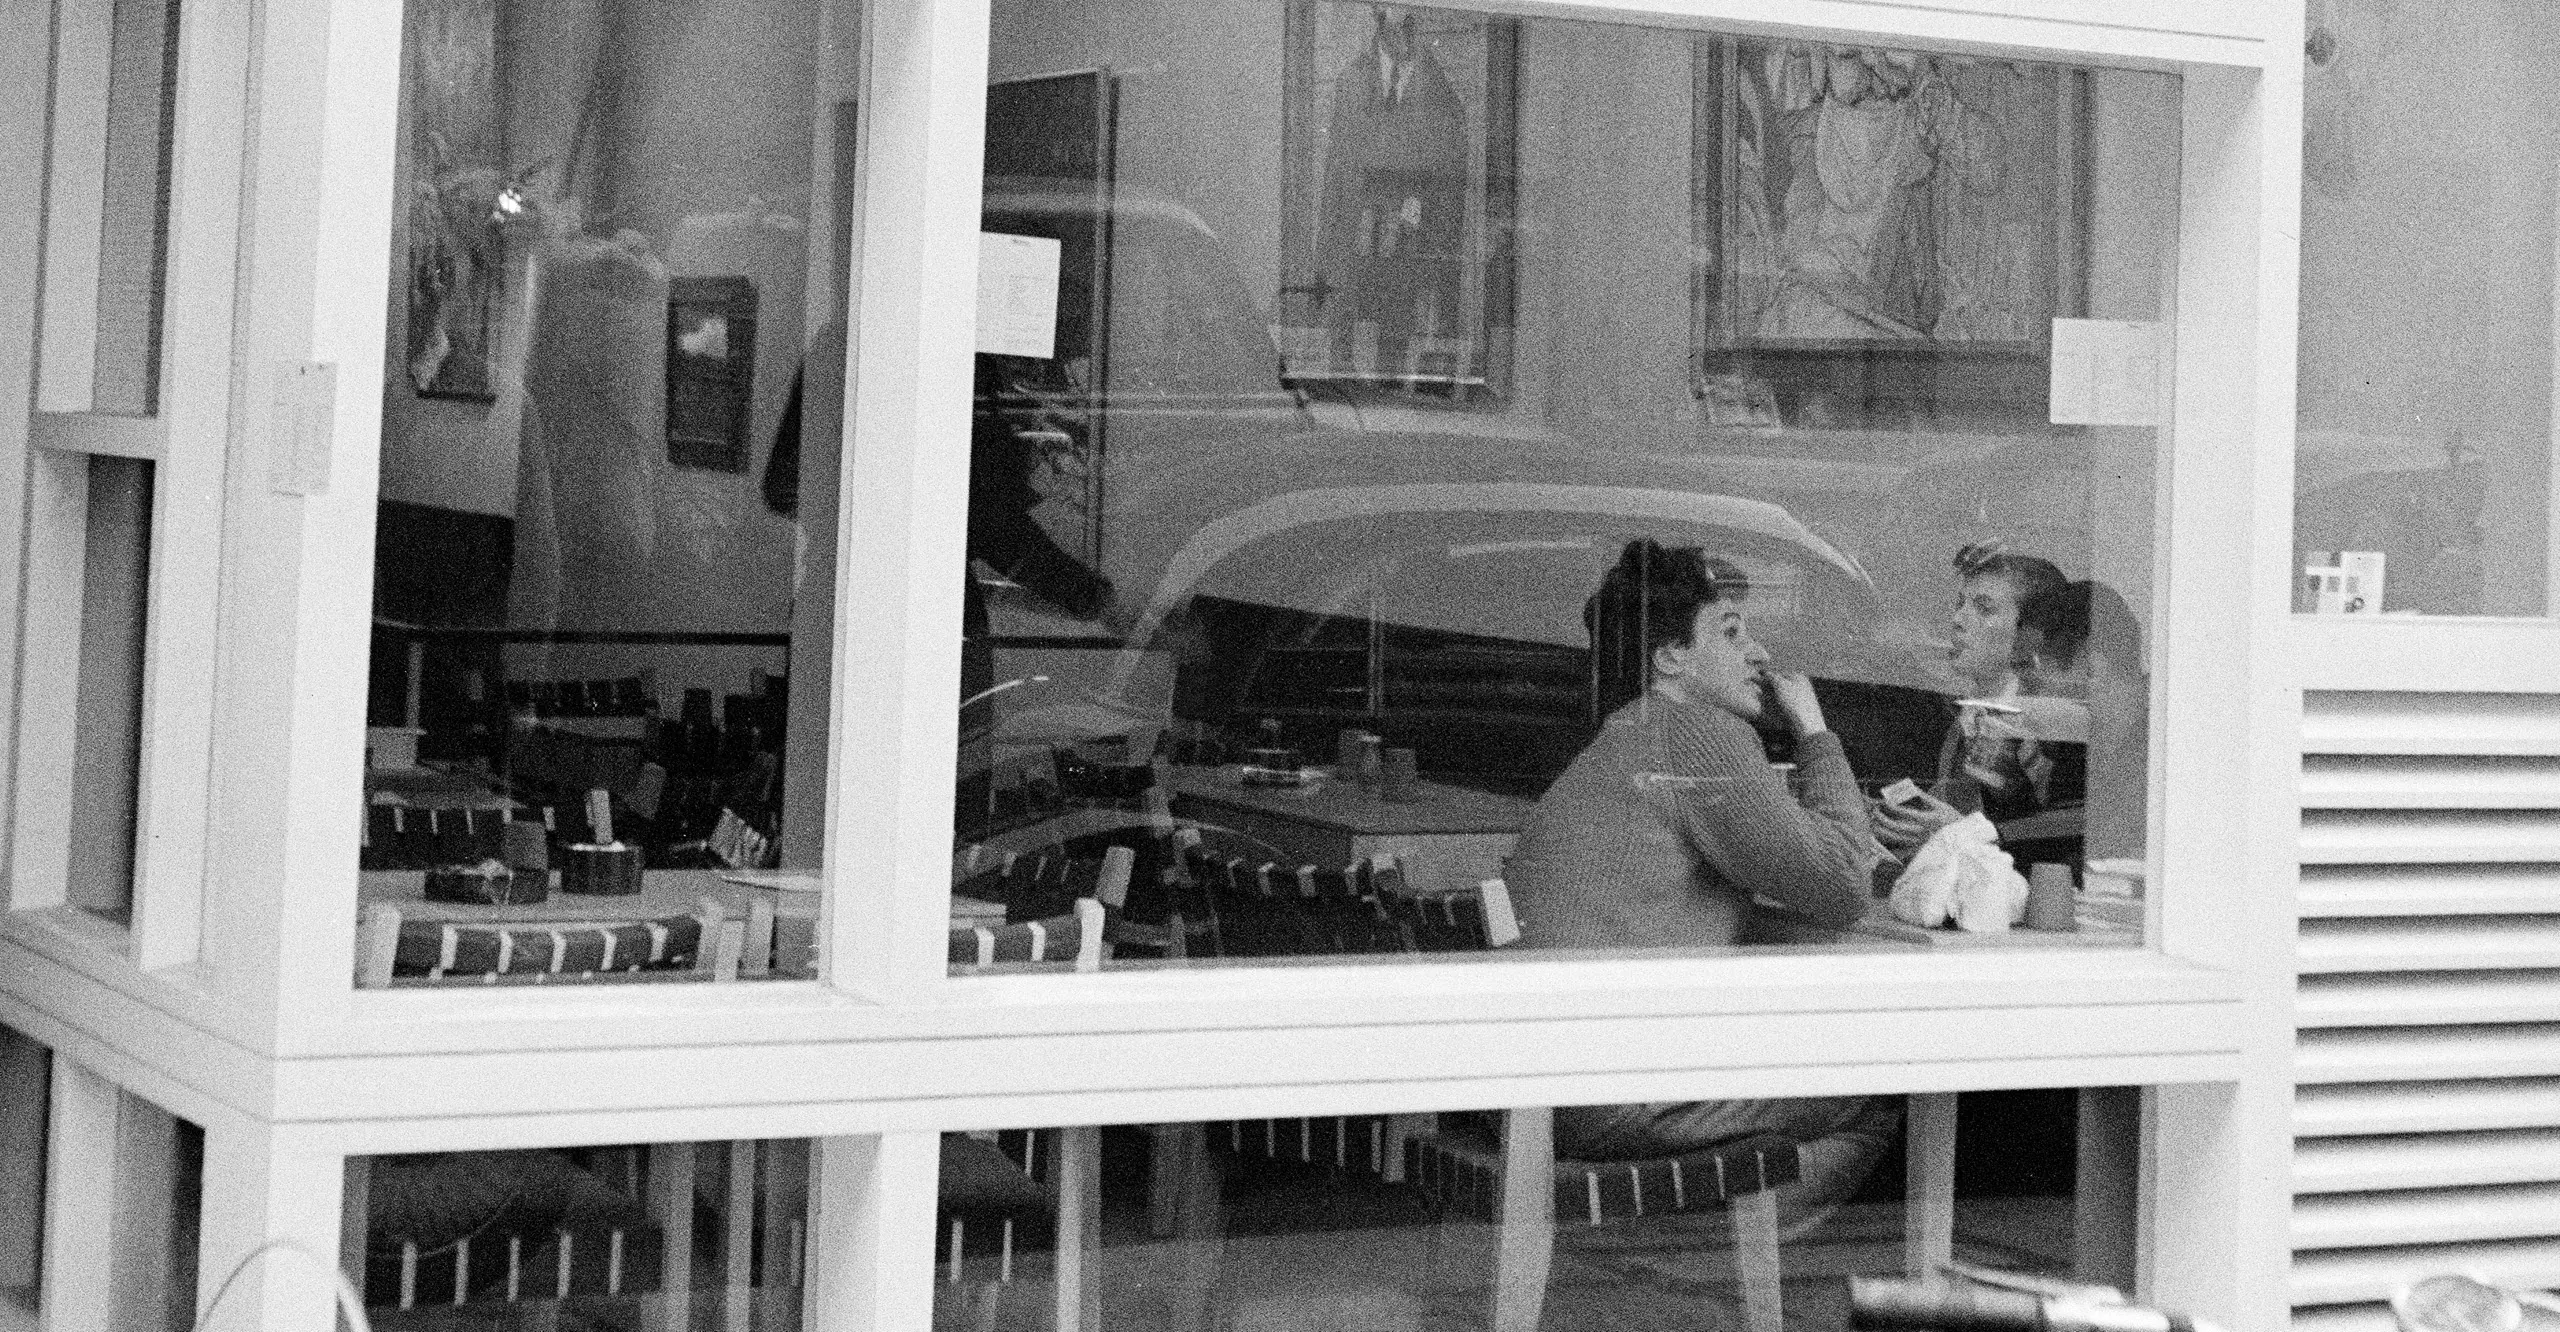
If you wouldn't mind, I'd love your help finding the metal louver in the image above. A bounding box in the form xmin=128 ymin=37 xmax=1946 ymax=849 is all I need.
xmin=2294 ymin=691 xmax=2560 ymax=1332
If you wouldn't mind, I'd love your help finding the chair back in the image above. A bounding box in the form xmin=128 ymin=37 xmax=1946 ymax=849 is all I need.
xmin=948 ymin=899 xmax=1105 ymax=974
xmin=354 ymin=900 xmax=744 ymax=987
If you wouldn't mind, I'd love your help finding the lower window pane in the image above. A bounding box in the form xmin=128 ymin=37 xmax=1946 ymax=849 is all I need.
xmin=933 ymin=1091 xmax=2128 ymax=1330
xmin=352 ymin=1139 xmax=808 ymax=1330
xmin=0 ymin=1024 xmax=201 ymax=1332
xmin=69 ymin=453 xmax=154 ymax=924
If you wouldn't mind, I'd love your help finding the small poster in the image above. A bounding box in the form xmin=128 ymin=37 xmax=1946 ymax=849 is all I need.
xmin=977 ymin=232 xmax=1062 ymax=359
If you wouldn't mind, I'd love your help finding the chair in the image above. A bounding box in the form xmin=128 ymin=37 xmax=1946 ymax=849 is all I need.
xmin=663 ymin=807 xmax=775 ymax=872
xmin=352 ymin=901 xmax=747 ymax=987
xmin=353 ymin=1139 xmax=807 ymax=1332
xmin=349 ymin=902 xmax=736 ymax=1328
xmin=947 ymin=899 xmax=1107 ymax=973
xmin=355 ymin=1148 xmax=666 ymax=1322
xmin=937 ymin=897 xmax=1111 ymax=1332
xmin=1176 ymin=844 xmax=1412 ymax=958
xmin=360 ymin=805 xmax=514 ymax=870
xmin=1400 ymin=1096 xmax=1959 ymax=1332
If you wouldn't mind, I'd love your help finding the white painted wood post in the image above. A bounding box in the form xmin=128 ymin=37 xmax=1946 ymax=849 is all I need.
xmin=191 ymin=1117 xmax=347 ymax=1332
xmin=804 ymin=1133 xmax=941 ymax=1332
xmin=38 ymin=1055 xmax=118 ymax=1332
xmin=1905 ymin=1091 xmax=1959 ymax=1278
xmin=1492 ymin=1107 xmax=1554 ymax=1332
xmin=1054 ymin=1126 xmax=1103 ymax=1332
xmin=644 ymin=1143 xmax=696 ymax=1332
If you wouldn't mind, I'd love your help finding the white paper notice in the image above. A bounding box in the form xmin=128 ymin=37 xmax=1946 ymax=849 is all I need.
xmin=2049 ymin=318 xmax=2160 ymax=426
xmin=977 ymin=232 xmax=1061 ymax=358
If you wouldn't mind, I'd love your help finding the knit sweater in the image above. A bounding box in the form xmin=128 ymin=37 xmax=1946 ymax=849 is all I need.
xmin=1509 ymin=692 xmax=1875 ymax=951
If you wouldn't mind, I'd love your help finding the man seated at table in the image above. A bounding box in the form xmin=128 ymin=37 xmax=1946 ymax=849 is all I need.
xmin=1508 ymin=538 xmax=1898 ymax=1236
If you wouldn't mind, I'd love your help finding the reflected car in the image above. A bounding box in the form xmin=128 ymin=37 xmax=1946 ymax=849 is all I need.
xmin=979 ymin=186 xmax=1962 ymax=794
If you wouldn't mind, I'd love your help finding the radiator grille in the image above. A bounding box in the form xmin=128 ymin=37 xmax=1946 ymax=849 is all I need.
xmin=2295 ymin=691 xmax=2560 ymax=1326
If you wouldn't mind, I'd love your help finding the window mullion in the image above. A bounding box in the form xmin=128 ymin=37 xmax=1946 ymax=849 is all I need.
xmin=827 ymin=0 xmax=993 ymax=1001
xmin=6 ymin=457 xmax=90 ymax=914
xmin=126 ymin=0 xmax=251 ymax=971
xmin=805 ymin=1133 xmax=941 ymax=1330
xmin=35 ymin=0 xmax=115 ymax=414
xmin=0 ymin=0 xmax=46 ymax=914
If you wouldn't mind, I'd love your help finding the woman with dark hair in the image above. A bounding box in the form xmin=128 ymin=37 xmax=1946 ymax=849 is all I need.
xmin=1510 ymin=539 xmax=1895 ymax=1235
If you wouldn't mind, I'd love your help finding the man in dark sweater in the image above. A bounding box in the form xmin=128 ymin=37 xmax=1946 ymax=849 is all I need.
xmin=1509 ymin=539 xmax=1898 ymax=1237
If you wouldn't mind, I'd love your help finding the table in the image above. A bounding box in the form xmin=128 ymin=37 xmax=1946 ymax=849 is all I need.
xmin=1846 ymin=895 xmax=2142 ymax=948
xmin=364 ymin=763 xmax=518 ymax=810
xmin=1166 ymin=765 xmax=1532 ymax=897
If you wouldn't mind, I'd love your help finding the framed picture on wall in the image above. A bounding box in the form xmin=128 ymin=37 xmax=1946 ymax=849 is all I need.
xmin=666 ymin=277 xmax=759 ymax=472
xmin=403 ymin=0 xmax=505 ymax=403
xmin=1278 ymin=1 xmax=1518 ymax=404
xmin=1691 ymin=38 xmax=2092 ymax=428
xmin=982 ymin=69 xmax=1120 ymax=579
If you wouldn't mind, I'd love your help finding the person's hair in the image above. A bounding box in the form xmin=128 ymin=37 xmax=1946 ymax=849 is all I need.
xmin=1586 ymin=539 xmax=1749 ymax=716
xmin=1953 ymin=542 xmax=2067 ymax=611
xmin=2014 ymin=580 xmax=2089 ymax=666
xmin=2016 ymin=579 xmax=2145 ymax=675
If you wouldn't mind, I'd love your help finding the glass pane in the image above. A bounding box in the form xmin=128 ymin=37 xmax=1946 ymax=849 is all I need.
xmin=112 ymin=1089 xmax=202 ymax=1332
xmin=2297 ymin=3 xmax=2552 ymax=615
xmin=958 ymin=5 xmax=2173 ymax=969
xmin=0 ymin=1024 xmax=47 ymax=1308
xmin=89 ymin=0 xmax=179 ymax=416
xmin=930 ymin=1090 xmax=2133 ymax=1329
xmin=358 ymin=0 xmax=855 ymax=982
xmin=70 ymin=454 xmax=154 ymax=924
xmin=350 ymin=1139 xmax=807 ymax=1330
xmin=37 ymin=0 xmax=179 ymax=416
xmin=1 ymin=1036 xmax=203 ymax=1332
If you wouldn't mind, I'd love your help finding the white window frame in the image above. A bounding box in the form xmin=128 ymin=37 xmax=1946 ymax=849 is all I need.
xmin=1 ymin=0 xmax=248 ymax=980
xmin=0 ymin=0 xmax=2308 ymax=1327
xmin=253 ymin=0 xmax=2299 ymax=1042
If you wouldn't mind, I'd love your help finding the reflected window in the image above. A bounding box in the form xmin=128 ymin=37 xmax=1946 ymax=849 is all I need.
xmin=932 ymin=1092 xmax=2133 ymax=1328
xmin=959 ymin=4 xmax=2172 ymax=968
xmin=2298 ymin=3 xmax=2553 ymax=615
xmin=350 ymin=1139 xmax=807 ymax=1328
xmin=358 ymin=0 xmax=855 ymax=983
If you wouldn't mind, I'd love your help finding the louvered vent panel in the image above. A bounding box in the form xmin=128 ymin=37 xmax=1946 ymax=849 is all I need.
xmin=2296 ymin=691 xmax=2560 ymax=1326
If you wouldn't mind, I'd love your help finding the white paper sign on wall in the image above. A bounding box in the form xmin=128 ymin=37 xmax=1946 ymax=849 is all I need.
xmin=977 ymin=232 xmax=1061 ymax=359
xmin=2049 ymin=318 xmax=2160 ymax=426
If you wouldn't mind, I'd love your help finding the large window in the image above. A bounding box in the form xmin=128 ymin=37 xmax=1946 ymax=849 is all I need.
xmin=928 ymin=1091 xmax=2132 ymax=1332
xmin=6 ymin=0 xmax=232 ymax=967
xmin=2296 ymin=2 xmax=2559 ymax=617
xmin=955 ymin=3 xmax=2176 ymax=970
xmin=354 ymin=0 xmax=855 ymax=984
xmin=0 ymin=0 xmax=2290 ymax=1326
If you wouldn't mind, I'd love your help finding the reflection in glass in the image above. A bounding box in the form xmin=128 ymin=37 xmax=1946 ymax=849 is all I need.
xmin=359 ymin=0 xmax=854 ymax=982
xmin=350 ymin=1140 xmax=806 ymax=1330
xmin=959 ymin=4 xmax=2171 ymax=966
xmin=2297 ymin=4 xmax=2553 ymax=615
xmin=69 ymin=456 xmax=155 ymax=924
xmin=931 ymin=1094 xmax=2121 ymax=1329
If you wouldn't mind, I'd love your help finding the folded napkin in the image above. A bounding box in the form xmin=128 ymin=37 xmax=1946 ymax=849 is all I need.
xmin=1888 ymin=813 xmax=2028 ymax=933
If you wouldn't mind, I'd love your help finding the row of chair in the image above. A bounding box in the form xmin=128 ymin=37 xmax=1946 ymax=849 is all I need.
xmin=355 ymin=1138 xmax=808 ymax=1328
xmin=359 ymin=802 xmax=576 ymax=871
xmin=352 ymin=899 xmax=752 ymax=988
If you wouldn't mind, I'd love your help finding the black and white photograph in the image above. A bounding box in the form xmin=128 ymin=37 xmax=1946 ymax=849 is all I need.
xmin=0 ymin=1 xmax=2537 ymax=1330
